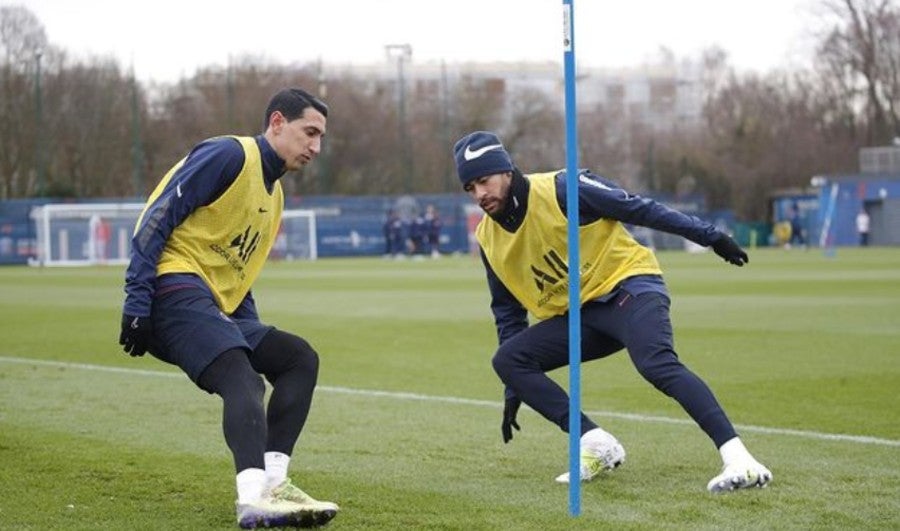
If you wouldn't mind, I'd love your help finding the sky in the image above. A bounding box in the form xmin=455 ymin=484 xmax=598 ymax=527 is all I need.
xmin=18 ymin=0 xmax=824 ymax=83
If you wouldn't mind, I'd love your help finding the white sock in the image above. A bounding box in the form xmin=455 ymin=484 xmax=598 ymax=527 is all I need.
xmin=236 ymin=468 xmax=266 ymax=504
xmin=718 ymin=437 xmax=753 ymax=466
xmin=264 ymin=451 xmax=291 ymax=490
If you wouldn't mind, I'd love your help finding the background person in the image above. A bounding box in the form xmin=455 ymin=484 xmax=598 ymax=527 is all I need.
xmin=856 ymin=208 xmax=871 ymax=246
xmin=787 ymin=203 xmax=806 ymax=249
xmin=408 ymin=210 xmax=428 ymax=259
xmin=119 ymin=88 xmax=339 ymax=529
xmin=424 ymin=204 xmax=443 ymax=258
xmin=382 ymin=208 xmax=400 ymax=257
xmin=453 ymin=130 xmax=772 ymax=493
xmin=89 ymin=214 xmax=110 ymax=263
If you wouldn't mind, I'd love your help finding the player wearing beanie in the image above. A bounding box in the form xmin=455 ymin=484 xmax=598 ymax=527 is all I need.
xmin=453 ymin=131 xmax=772 ymax=492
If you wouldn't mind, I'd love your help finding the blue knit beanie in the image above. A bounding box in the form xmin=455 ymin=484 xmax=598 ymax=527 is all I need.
xmin=453 ymin=131 xmax=514 ymax=187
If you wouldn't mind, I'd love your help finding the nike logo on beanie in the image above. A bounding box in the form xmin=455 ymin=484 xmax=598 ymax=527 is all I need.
xmin=464 ymin=143 xmax=503 ymax=161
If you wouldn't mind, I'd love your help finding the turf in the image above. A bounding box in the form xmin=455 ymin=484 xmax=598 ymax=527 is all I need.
xmin=1 ymin=247 xmax=898 ymax=529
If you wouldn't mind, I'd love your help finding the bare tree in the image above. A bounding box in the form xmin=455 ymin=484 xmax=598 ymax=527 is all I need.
xmin=503 ymin=87 xmax=564 ymax=171
xmin=816 ymin=0 xmax=900 ymax=144
xmin=6 ymin=1 xmax=900 ymax=225
xmin=578 ymin=90 xmax=635 ymax=186
xmin=51 ymin=59 xmax=135 ymax=197
xmin=310 ymin=71 xmax=402 ymax=195
xmin=0 ymin=5 xmax=48 ymax=198
xmin=451 ymin=75 xmax=506 ymax=139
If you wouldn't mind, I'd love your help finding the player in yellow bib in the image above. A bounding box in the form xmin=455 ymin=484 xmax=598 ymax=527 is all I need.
xmin=454 ymin=131 xmax=772 ymax=493
xmin=120 ymin=88 xmax=338 ymax=528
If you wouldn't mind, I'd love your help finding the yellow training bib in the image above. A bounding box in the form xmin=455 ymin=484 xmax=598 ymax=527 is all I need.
xmin=477 ymin=171 xmax=661 ymax=319
xmin=138 ymin=136 xmax=283 ymax=313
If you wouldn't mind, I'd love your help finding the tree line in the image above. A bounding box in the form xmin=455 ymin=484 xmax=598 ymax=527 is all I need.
xmin=1 ymin=0 xmax=898 ymax=220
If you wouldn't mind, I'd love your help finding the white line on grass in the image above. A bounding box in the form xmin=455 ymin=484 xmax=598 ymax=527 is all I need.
xmin=2 ymin=355 xmax=898 ymax=448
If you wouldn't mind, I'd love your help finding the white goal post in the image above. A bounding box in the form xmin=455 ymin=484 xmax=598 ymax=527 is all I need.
xmin=276 ymin=209 xmax=318 ymax=261
xmin=29 ymin=203 xmax=317 ymax=266
xmin=30 ymin=203 xmax=144 ymax=266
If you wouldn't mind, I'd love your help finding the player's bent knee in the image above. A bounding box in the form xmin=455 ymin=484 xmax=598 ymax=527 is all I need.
xmin=256 ymin=329 xmax=320 ymax=376
xmin=244 ymin=372 xmax=266 ymax=400
xmin=633 ymin=356 xmax=687 ymax=394
xmin=491 ymin=348 xmax=519 ymax=381
xmin=286 ymin=335 xmax=319 ymax=375
xmin=199 ymin=348 xmax=265 ymax=399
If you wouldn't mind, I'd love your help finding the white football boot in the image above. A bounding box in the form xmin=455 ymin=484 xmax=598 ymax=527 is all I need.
xmin=707 ymin=459 xmax=772 ymax=493
xmin=555 ymin=427 xmax=626 ymax=484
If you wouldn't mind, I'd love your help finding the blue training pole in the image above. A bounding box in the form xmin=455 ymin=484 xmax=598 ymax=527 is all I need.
xmin=562 ymin=0 xmax=581 ymax=517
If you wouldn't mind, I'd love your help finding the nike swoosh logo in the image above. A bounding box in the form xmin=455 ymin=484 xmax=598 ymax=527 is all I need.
xmin=464 ymin=144 xmax=503 ymax=161
xmin=258 ymin=208 xmax=268 ymax=213
xmin=176 ymin=183 xmax=183 ymax=198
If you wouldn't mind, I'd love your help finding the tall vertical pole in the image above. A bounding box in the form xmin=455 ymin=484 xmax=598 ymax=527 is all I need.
xmin=226 ymin=58 xmax=236 ymax=131
xmin=386 ymin=44 xmax=413 ymax=193
xmin=562 ymin=0 xmax=582 ymax=516
xmin=34 ymin=49 xmax=45 ymax=196
xmin=441 ymin=60 xmax=452 ymax=192
xmin=398 ymin=52 xmax=411 ymax=193
xmin=317 ymin=57 xmax=330 ymax=194
xmin=130 ymin=71 xmax=145 ymax=196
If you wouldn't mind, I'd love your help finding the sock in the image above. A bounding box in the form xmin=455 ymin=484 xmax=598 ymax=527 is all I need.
xmin=264 ymin=451 xmax=291 ymax=489
xmin=236 ymin=468 xmax=266 ymax=504
xmin=718 ymin=437 xmax=752 ymax=466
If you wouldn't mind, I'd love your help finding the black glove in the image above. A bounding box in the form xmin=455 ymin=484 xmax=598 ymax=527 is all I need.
xmin=711 ymin=233 xmax=749 ymax=267
xmin=119 ymin=314 xmax=153 ymax=357
xmin=501 ymin=396 xmax=521 ymax=443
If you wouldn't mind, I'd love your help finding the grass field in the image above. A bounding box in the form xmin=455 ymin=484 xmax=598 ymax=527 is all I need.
xmin=1 ymin=247 xmax=898 ymax=530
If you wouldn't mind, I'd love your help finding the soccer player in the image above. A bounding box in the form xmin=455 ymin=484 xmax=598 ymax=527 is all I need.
xmin=453 ymin=131 xmax=772 ymax=492
xmin=424 ymin=204 xmax=443 ymax=258
xmin=119 ymin=88 xmax=339 ymax=528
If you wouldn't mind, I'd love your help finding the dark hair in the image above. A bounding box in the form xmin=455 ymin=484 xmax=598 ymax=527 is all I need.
xmin=262 ymin=88 xmax=329 ymax=131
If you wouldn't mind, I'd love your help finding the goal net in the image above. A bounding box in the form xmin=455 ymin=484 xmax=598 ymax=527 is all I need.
xmin=30 ymin=203 xmax=144 ymax=266
xmin=29 ymin=203 xmax=317 ymax=266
